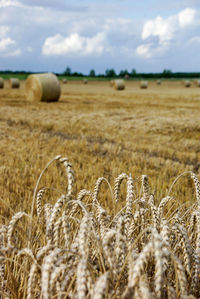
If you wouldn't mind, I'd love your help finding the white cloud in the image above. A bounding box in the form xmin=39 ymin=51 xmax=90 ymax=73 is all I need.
xmin=136 ymin=43 xmax=165 ymax=59
xmin=0 ymin=0 xmax=21 ymax=8
xmin=137 ymin=7 xmax=197 ymax=59
xmin=42 ymin=32 xmax=106 ymax=56
xmin=178 ymin=8 xmax=196 ymax=27
xmin=142 ymin=15 xmax=178 ymax=45
xmin=84 ymin=33 xmax=105 ymax=55
xmin=0 ymin=25 xmax=21 ymax=56
xmin=136 ymin=44 xmax=152 ymax=58
xmin=0 ymin=37 xmax=15 ymax=51
xmin=0 ymin=37 xmax=21 ymax=56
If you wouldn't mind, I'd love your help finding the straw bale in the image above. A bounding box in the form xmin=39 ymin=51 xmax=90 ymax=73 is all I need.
xmin=184 ymin=80 xmax=191 ymax=87
xmin=140 ymin=81 xmax=148 ymax=89
xmin=9 ymin=78 xmax=20 ymax=88
xmin=194 ymin=79 xmax=200 ymax=87
xmin=157 ymin=80 xmax=161 ymax=85
xmin=110 ymin=80 xmax=114 ymax=87
xmin=0 ymin=77 xmax=4 ymax=88
xmin=25 ymin=73 xmax=61 ymax=102
xmin=113 ymin=79 xmax=125 ymax=90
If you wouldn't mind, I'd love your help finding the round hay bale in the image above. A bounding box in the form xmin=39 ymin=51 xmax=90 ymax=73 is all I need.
xmin=140 ymin=81 xmax=148 ymax=89
xmin=0 ymin=77 xmax=4 ymax=88
xmin=194 ymin=79 xmax=200 ymax=87
xmin=157 ymin=79 xmax=161 ymax=85
xmin=109 ymin=80 xmax=114 ymax=87
xmin=62 ymin=78 xmax=67 ymax=84
xmin=83 ymin=79 xmax=88 ymax=84
xmin=113 ymin=79 xmax=125 ymax=90
xmin=184 ymin=80 xmax=191 ymax=87
xmin=25 ymin=73 xmax=61 ymax=102
xmin=9 ymin=78 xmax=20 ymax=88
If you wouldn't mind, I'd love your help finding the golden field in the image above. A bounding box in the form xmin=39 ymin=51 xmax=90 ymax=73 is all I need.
xmin=0 ymin=79 xmax=200 ymax=213
xmin=0 ymin=79 xmax=200 ymax=298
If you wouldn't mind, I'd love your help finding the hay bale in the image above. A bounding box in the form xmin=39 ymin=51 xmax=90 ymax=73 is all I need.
xmin=0 ymin=77 xmax=4 ymax=88
xmin=113 ymin=79 xmax=125 ymax=90
xmin=83 ymin=79 xmax=88 ymax=84
xmin=9 ymin=78 xmax=20 ymax=88
xmin=62 ymin=78 xmax=67 ymax=84
xmin=157 ymin=79 xmax=161 ymax=85
xmin=184 ymin=80 xmax=191 ymax=87
xmin=110 ymin=80 xmax=114 ymax=87
xmin=194 ymin=79 xmax=200 ymax=87
xmin=25 ymin=73 xmax=61 ymax=102
xmin=140 ymin=81 xmax=148 ymax=89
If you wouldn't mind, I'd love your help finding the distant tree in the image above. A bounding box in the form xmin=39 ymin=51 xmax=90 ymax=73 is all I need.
xmin=89 ymin=69 xmax=96 ymax=77
xmin=163 ymin=69 xmax=172 ymax=73
xmin=119 ymin=69 xmax=129 ymax=77
xmin=105 ymin=68 xmax=116 ymax=78
xmin=72 ymin=71 xmax=83 ymax=77
xmin=131 ymin=68 xmax=136 ymax=76
xmin=162 ymin=69 xmax=172 ymax=78
xmin=64 ymin=67 xmax=71 ymax=76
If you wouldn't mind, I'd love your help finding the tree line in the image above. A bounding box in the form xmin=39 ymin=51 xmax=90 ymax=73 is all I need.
xmin=63 ymin=67 xmax=200 ymax=79
xmin=1 ymin=68 xmax=200 ymax=79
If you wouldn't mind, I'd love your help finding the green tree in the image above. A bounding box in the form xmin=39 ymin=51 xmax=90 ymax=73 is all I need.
xmin=105 ymin=68 xmax=116 ymax=78
xmin=119 ymin=69 xmax=129 ymax=77
xmin=89 ymin=69 xmax=96 ymax=77
xmin=162 ymin=69 xmax=172 ymax=78
xmin=131 ymin=68 xmax=136 ymax=76
xmin=64 ymin=67 xmax=71 ymax=76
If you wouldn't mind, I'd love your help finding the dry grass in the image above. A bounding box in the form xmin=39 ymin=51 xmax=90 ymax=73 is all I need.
xmin=0 ymin=79 xmax=200 ymax=297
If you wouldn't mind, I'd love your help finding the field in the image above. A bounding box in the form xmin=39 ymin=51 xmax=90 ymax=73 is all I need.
xmin=0 ymin=79 xmax=200 ymax=297
xmin=1 ymin=79 xmax=200 ymax=208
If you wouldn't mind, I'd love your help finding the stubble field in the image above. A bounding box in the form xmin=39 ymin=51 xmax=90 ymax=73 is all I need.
xmin=0 ymin=80 xmax=200 ymax=212
xmin=0 ymin=79 xmax=200 ymax=297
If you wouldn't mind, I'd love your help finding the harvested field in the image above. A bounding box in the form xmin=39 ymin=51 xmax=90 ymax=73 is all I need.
xmin=0 ymin=79 xmax=200 ymax=297
xmin=1 ymin=79 xmax=200 ymax=207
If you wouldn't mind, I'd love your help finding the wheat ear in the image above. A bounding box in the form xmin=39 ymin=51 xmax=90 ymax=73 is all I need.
xmin=41 ymin=248 xmax=62 ymax=299
xmin=114 ymin=173 xmax=128 ymax=202
xmin=124 ymin=175 xmax=134 ymax=234
xmin=93 ymin=272 xmax=108 ymax=299
xmin=7 ymin=212 xmax=28 ymax=246
xmin=141 ymin=175 xmax=150 ymax=202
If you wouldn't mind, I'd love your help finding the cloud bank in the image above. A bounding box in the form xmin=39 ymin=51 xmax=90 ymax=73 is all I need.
xmin=42 ymin=32 xmax=106 ymax=56
xmin=137 ymin=8 xmax=197 ymax=58
xmin=0 ymin=25 xmax=20 ymax=56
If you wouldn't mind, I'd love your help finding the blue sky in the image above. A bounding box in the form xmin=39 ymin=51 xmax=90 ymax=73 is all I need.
xmin=0 ymin=0 xmax=200 ymax=74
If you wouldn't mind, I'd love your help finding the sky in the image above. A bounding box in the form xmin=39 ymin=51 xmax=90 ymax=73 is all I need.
xmin=0 ymin=0 xmax=200 ymax=74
